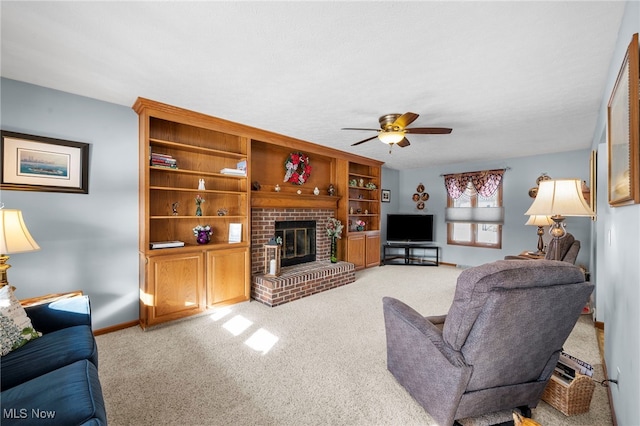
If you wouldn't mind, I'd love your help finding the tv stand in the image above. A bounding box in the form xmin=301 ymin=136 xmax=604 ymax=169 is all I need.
xmin=382 ymin=243 xmax=439 ymax=266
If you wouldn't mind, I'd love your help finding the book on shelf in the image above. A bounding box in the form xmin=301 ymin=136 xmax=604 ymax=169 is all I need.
xmin=151 ymin=163 xmax=178 ymax=169
xmin=150 ymin=152 xmax=173 ymax=159
xmin=220 ymin=168 xmax=246 ymax=176
xmin=151 ymin=157 xmax=176 ymax=164
xmin=150 ymin=240 xmax=185 ymax=249
xmin=228 ymin=223 xmax=242 ymax=243
xmin=150 ymin=152 xmax=178 ymax=168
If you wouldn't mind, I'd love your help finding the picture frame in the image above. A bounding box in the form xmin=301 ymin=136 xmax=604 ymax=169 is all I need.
xmin=589 ymin=150 xmax=597 ymax=220
xmin=607 ymin=33 xmax=640 ymax=207
xmin=381 ymin=189 xmax=391 ymax=203
xmin=1 ymin=130 xmax=89 ymax=194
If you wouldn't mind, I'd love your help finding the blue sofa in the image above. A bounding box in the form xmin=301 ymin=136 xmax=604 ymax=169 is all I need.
xmin=1 ymin=295 xmax=107 ymax=425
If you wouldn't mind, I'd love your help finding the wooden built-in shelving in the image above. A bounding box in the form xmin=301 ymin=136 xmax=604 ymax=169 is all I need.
xmin=134 ymin=98 xmax=251 ymax=329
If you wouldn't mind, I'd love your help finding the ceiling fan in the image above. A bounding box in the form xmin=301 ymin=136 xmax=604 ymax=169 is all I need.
xmin=342 ymin=112 xmax=452 ymax=150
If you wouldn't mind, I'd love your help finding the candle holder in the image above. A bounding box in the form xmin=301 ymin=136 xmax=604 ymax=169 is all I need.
xmin=264 ymin=243 xmax=281 ymax=277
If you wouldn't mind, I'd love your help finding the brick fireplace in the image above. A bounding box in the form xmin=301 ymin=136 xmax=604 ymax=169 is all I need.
xmin=251 ymin=207 xmax=355 ymax=306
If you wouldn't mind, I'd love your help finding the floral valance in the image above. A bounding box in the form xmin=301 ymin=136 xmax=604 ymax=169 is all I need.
xmin=444 ymin=169 xmax=505 ymax=199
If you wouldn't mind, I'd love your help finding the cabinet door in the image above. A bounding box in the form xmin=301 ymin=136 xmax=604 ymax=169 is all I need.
xmin=206 ymin=246 xmax=250 ymax=306
xmin=365 ymin=233 xmax=381 ymax=268
xmin=347 ymin=234 xmax=366 ymax=270
xmin=144 ymin=252 xmax=205 ymax=327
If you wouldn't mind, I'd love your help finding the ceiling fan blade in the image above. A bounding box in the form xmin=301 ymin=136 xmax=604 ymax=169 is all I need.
xmin=405 ymin=127 xmax=453 ymax=134
xmin=397 ymin=138 xmax=411 ymax=148
xmin=351 ymin=135 xmax=379 ymax=146
xmin=393 ymin=112 xmax=419 ymax=129
xmin=341 ymin=127 xmax=380 ymax=131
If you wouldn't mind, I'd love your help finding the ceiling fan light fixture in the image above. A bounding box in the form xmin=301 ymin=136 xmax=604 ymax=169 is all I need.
xmin=378 ymin=131 xmax=405 ymax=144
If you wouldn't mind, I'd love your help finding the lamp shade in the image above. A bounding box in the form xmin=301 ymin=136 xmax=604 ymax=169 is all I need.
xmin=0 ymin=209 xmax=40 ymax=254
xmin=525 ymin=179 xmax=594 ymax=217
xmin=378 ymin=131 xmax=405 ymax=144
xmin=525 ymin=215 xmax=553 ymax=226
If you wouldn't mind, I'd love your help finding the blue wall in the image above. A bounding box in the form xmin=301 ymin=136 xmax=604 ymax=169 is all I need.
xmin=383 ymin=150 xmax=592 ymax=268
xmin=380 ymin=166 xmax=399 ymax=242
xmin=588 ymin=3 xmax=640 ymax=424
xmin=0 ymin=78 xmax=139 ymax=330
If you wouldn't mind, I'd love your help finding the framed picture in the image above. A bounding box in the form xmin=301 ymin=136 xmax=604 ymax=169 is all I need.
xmin=381 ymin=189 xmax=391 ymax=203
xmin=1 ymin=131 xmax=89 ymax=194
xmin=589 ymin=150 xmax=597 ymax=220
xmin=607 ymin=33 xmax=640 ymax=206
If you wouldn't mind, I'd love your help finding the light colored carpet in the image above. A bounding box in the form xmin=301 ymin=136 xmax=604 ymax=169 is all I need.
xmin=96 ymin=264 xmax=612 ymax=426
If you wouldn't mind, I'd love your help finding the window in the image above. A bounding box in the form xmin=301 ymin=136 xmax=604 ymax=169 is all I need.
xmin=444 ymin=169 xmax=505 ymax=249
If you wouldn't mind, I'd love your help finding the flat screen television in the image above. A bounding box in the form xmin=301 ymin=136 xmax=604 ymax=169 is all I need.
xmin=386 ymin=214 xmax=434 ymax=243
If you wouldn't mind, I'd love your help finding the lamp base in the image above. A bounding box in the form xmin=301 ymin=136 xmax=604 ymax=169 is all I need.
xmin=534 ymin=226 xmax=546 ymax=255
xmin=549 ymin=215 xmax=566 ymax=239
xmin=0 ymin=254 xmax=10 ymax=288
xmin=549 ymin=215 xmax=567 ymax=260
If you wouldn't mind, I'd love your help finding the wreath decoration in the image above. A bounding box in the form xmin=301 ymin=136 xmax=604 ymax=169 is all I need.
xmin=283 ymin=152 xmax=312 ymax=185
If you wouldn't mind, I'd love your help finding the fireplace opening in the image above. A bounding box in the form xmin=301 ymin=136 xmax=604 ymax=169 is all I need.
xmin=275 ymin=220 xmax=316 ymax=267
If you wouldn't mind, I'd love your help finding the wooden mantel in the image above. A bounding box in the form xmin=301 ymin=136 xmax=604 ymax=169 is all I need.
xmin=251 ymin=192 xmax=341 ymax=209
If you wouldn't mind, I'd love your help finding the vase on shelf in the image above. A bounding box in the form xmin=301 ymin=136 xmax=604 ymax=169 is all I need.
xmin=330 ymin=236 xmax=338 ymax=263
xmin=195 ymin=206 xmax=202 ymax=216
xmin=196 ymin=230 xmax=210 ymax=245
xmin=356 ymin=226 xmax=364 ymax=232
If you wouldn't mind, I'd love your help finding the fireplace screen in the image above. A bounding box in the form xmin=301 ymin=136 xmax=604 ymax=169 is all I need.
xmin=275 ymin=220 xmax=316 ymax=267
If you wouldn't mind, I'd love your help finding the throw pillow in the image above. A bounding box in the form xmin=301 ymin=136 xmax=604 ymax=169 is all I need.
xmin=0 ymin=285 xmax=41 ymax=356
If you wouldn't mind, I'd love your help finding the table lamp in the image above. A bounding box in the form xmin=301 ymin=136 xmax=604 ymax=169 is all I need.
xmin=0 ymin=208 xmax=40 ymax=288
xmin=525 ymin=179 xmax=594 ymax=260
xmin=525 ymin=215 xmax=553 ymax=256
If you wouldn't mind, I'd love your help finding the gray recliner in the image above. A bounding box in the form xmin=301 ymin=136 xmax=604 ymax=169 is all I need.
xmin=383 ymin=259 xmax=593 ymax=426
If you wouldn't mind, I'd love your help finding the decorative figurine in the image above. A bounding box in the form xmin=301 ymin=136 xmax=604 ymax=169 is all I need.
xmin=328 ymin=184 xmax=335 ymax=196
xmin=195 ymin=195 xmax=204 ymax=216
xmin=359 ymin=178 xmax=364 ymax=187
xmin=198 ymin=179 xmax=205 ymax=190
xmin=172 ymin=202 xmax=179 ymax=216
xmin=313 ymin=187 xmax=320 ymax=195
xmin=217 ymin=207 xmax=228 ymax=216
xmin=275 ymin=184 xmax=281 ymax=192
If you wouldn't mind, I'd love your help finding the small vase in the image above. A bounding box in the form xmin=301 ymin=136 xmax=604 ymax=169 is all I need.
xmin=196 ymin=230 xmax=210 ymax=245
xmin=330 ymin=236 xmax=337 ymax=263
xmin=196 ymin=205 xmax=202 ymax=216
xmin=356 ymin=226 xmax=364 ymax=232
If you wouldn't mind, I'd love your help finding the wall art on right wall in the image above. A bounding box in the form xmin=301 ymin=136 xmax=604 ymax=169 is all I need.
xmin=607 ymin=32 xmax=640 ymax=207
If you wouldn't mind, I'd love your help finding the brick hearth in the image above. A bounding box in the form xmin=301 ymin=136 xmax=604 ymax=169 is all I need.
xmin=251 ymin=208 xmax=356 ymax=306
xmin=252 ymin=260 xmax=355 ymax=307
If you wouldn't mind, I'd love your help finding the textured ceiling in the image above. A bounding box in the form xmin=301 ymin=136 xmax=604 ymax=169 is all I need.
xmin=1 ymin=1 xmax=626 ymax=170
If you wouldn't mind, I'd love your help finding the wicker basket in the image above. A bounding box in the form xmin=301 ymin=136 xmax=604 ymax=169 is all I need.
xmin=541 ymin=373 xmax=595 ymax=416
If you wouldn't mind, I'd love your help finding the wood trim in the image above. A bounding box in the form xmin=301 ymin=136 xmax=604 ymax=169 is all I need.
xmin=251 ymin=192 xmax=340 ymax=209
xmin=594 ymin=320 xmax=604 ymax=330
xmin=20 ymin=290 xmax=84 ymax=307
xmin=133 ymin=97 xmax=384 ymax=166
xmin=600 ymin=355 xmax=618 ymax=426
xmin=94 ymin=320 xmax=139 ymax=336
